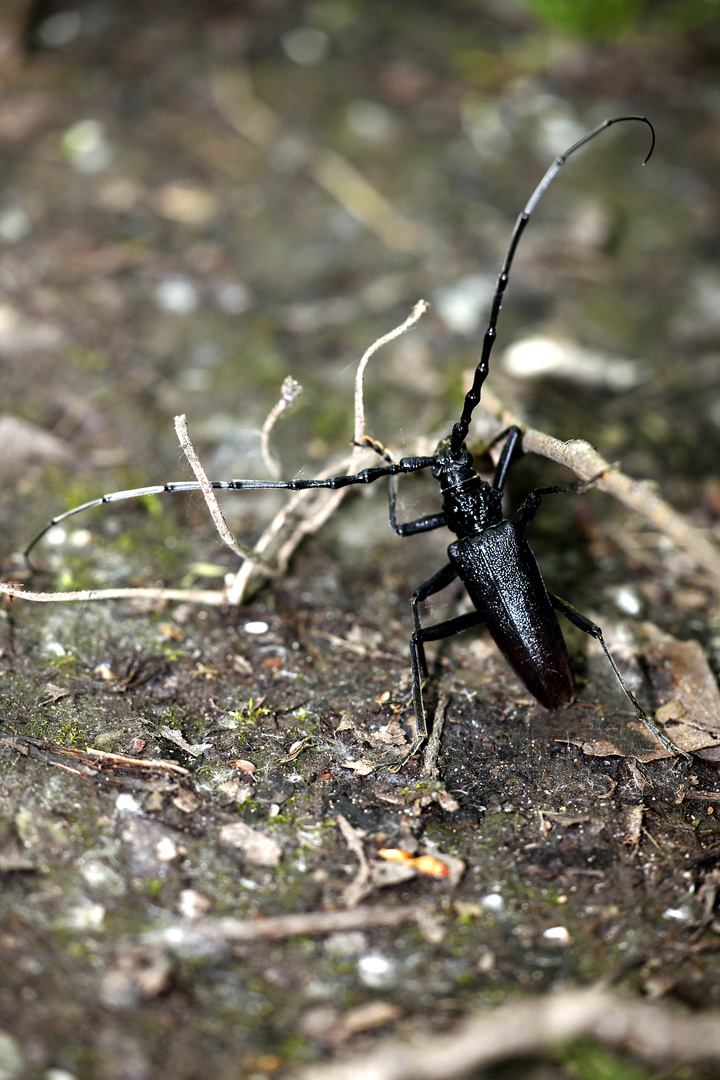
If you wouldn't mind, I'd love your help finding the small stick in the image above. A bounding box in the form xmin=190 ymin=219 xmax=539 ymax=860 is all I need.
xmin=422 ymin=691 xmax=450 ymax=777
xmin=0 ymin=582 xmax=226 ymax=605
xmin=353 ymin=300 xmax=429 ymax=446
xmin=297 ymin=986 xmax=720 ymax=1080
xmin=145 ymin=903 xmax=424 ymax=952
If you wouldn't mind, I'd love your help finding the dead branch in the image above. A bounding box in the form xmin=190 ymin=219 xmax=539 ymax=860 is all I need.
xmin=422 ymin=691 xmax=450 ymax=777
xmin=481 ymin=387 xmax=720 ymax=596
xmin=0 ymin=582 xmax=226 ymax=605
xmin=298 ymin=986 xmax=720 ymax=1080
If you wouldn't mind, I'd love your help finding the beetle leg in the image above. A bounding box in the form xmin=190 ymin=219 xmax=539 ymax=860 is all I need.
xmin=513 ymin=471 xmax=607 ymax=530
xmin=490 ymin=425 xmax=523 ymax=492
xmin=390 ymin=562 xmax=477 ymax=769
xmin=397 ymin=608 xmax=483 ymax=769
xmin=359 ymin=435 xmax=447 ymax=536
xmin=388 ymin=476 xmax=446 ymax=536
xmin=551 ymin=594 xmax=689 ymax=759
xmin=411 ymin=563 xmax=460 ymax=677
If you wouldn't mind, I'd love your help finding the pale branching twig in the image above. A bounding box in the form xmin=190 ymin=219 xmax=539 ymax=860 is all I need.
xmin=261 ymin=375 xmax=302 ymax=479
xmin=225 ymin=300 xmax=429 ymax=604
xmin=173 ymin=413 xmax=274 ymax=573
xmin=354 ymin=300 xmax=429 ymax=445
xmin=6 ymin=302 xmax=720 ymax=607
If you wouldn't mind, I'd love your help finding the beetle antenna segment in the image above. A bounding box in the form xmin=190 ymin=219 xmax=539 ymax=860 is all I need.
xmin=449 ymin=115 xmax=655 ymax=456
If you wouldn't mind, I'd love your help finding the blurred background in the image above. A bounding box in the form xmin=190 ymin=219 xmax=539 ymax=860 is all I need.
xmin=2 ymin=0 xmax=720 ymax=627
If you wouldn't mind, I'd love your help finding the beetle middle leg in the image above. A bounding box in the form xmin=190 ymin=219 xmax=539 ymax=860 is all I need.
xmin=359 ymin=436 xmax=447 ymax=537
xmin=405 ymin=611 xmax=484 ymax=768
xmin=392 ymin=563 xmax=483 ymax=768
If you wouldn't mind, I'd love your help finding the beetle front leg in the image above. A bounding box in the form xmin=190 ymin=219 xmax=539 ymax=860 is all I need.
xmin=489 ymin=425 xmax=523 ymax=493
xmin=359 ymin=437 xmax=446 ymax=536
xmin=551 ymin=594 xmax=689 ymax=759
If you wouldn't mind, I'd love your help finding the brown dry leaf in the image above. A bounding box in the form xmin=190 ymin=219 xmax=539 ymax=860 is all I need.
xmin=230 ymin=759 xmax=256 ymax=775
xmin=342 ymin=758 xmax=379 ymax=777
xmin=639 ymin=624 xmax=720 ymax=754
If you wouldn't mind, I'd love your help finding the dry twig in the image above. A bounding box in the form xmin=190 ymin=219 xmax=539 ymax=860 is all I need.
xmin=224 ymin=300 xmax=428 ymax=604
xmin=422 ymin=691 xmax=450 ymax=777
xmin=2 ymin=736 xmax=189 ymax=793
xmin=173 ymin=412 xmax=274 ymax=571
xmin=144 ymin=903 xmax=424 ymax=956
xmin=4 ymin=305 xmax=718 ymax=607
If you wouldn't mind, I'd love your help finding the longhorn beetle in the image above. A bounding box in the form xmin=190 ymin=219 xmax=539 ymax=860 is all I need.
xmin=25 ymin=114 xmax=683 ymax=767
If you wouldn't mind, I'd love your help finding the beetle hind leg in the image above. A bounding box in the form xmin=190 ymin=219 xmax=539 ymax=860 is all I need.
xmin=551 ymin=594 xmax=689 ymax=759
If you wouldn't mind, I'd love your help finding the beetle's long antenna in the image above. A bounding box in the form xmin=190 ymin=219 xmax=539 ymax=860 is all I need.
xmin=449 ymin=115 xmax=655 ymax=456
